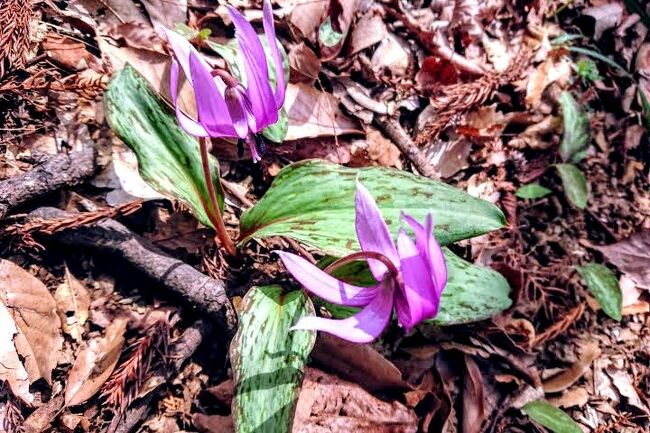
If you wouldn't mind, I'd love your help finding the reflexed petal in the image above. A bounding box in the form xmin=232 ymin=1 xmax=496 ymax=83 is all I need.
xmin=224 ymin=88 xmax=253 ymax=138
xmin=355 ymin=182 xmax=399 ymax=280
xmin=189 ymin=52 xmax=238 ymax=137
xmin=291 ymin=284 xmax=393 ymax=343
xmin=262 ymin=0 xmax=286 ymax=109
xmin=227 ymin=5 xmax=277 ymax=129
xmin=277 ymin=251 xmax=379 ymax=307
xmin=394 ymin=230 xmax=440 ymax=330
xmin=402 ymin=212 xmax=447 ymax=292
xmin=170 ymin=60 xmax=209 ymax=137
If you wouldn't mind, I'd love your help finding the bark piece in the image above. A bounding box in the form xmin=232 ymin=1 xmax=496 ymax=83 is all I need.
xmin=0 ymin=148 xmax=96 ymax=220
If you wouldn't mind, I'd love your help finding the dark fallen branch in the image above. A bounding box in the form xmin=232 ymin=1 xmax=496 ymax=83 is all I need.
xmin=106 ymin=321 xmax=206 ymax=433
xmin=0 ymin=148 xmax=96 ymax=220
xmin=374 ymin=116 xmax=440 ymax=179
xmin=27 ymin=207 xmax=237 ymax=333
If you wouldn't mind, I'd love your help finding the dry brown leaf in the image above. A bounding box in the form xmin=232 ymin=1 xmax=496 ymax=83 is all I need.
xmin=107 ymin=22 xmax=166 ymax=54
xmin=462 ymin=356 xmax=485 ymax=433
xmin=605 ymin=367 xmax=650 ymax=414
xmin=543 ymin=342 xmax=601 ymax=393
xmin=285 ymin=83 xmax=361 ymax=140
xmin=0 ymin=260 xmax=63 ymax=391
xmin=348 ymin=12 xmax=387 ymax=55
xmin=365 ymin=128 xmax=402 ymax=168
xmin=371 ymin=34 xmax=411 ymax=77
xmin=583 ymin=3 xmax=623 ymax=40
xmin=0 ymin=303 xmax=31 ymax=404
xmin=55 ymin=266 xmax=91 ymax=343
xmin=548 ymin=387 xmax=590 ymax=409
xmin=597 ymin=230 xmax=650 ymax=290
xmin=524 ymin=57 xmax=572 ymax=107
xmin=42 ymin=32 xmax=102 ymax=71
xmin=65 ymin=318 xmax=128 ymax=407
xmin=319 ymin=0 xmax=359 ymax=61
xmin=193 ymin=413 xmax=234 ymax=433
xmin=292 ymin=368 xmax=418 ymax=433
xmin=289 ymin=0 xmax=328 ymax=41
xmin=140 ymin=0 xmax=187 ymax=28
xmin=311 ymin=333 xmax=409 ymax=392
xmin=288 ymin=42 xmax=321 ymax=84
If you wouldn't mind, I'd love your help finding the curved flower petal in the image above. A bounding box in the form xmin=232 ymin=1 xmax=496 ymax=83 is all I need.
xmin=224 ymin=88 xmax=254 ymax=138
xmin=262 ymin=0 xmax=286 ymax=109
xmin=277 ymin=251 xmax=379 ymax=307
xmin=227 ymin=5 xmax=277 ymax=129
xmin=291 ymin=284 xmax=393 ymax=343
xmin=355 ymin=182 xmax=400 ymax=281
xmin=189 ymin=52 xmax=239 ymax=137
xmin=394 ymin=230 xmax=440 ymax=330
xmin=170 ymin=60 xmax=209 ymax=137
xmin=402 ymin=212 xmax=447 ymax=292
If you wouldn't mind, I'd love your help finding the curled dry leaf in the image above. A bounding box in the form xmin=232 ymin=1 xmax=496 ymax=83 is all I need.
xmin=543 ymin=342 xmax=601 ymax=393
xmin=348 ymin=12 xmax=387 ymax=56
xmin=292 ymin=368 xmax=418 ymax=433
xmin=0 ymin=303 xmax=30 ymax=404
xmin=42 ymin=32 xmax=102 ymax=71
xmin=583 ymin=3 xmax=623 ymax=40
xmin=311 ymin=333 xmax=409 ymax=392
xmin=285 ymin=83 xmax=361 ymax=140
xmin=65 ymin=318 xmax=128 ymax=407
xmin=0 ymin=259 xmax=63 ymax=403
xmin=524 ymin=57 xmax=572 ymax=107
xmin=371 ymin=34 xmax=411 ymax=77
xmin=55 ymin=266 xmax=91 ymax=343
xmin=597 ymin=230 xmax=650 ymax=290
xmin=462 ymin=356 xmax=485 ymax=433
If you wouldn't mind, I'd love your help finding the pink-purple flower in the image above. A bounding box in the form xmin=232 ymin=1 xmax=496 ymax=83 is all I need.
xmin=276 ymin=182 xmax=448 ymax=343
xmin=159 ymin=0 xmax=286 ymax=162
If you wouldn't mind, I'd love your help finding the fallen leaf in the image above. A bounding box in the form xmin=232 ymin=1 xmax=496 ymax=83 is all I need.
xmin=605 ymin=367 xmax=650 ymax=414
xmin=65 ymin=318 xmax=128 ymax=407
xmin=42 ymin=32 xmax=102 ymax=71
xmin=371 ymin=34 xmax=411 ymax=77
xmin=55 ymin=266 xmax=91 ymax=343
xmin=311 ymin=333 xmax=409 ymax=392
xmin=583 ymin=3 xmax=623 ymax=40
xmin=289 ymin=0 xmax=328 ymax=41
xmin=462 ymin=356 xmax=485 ymax=433
xmin=284 ymin=83 xmax=361 ymax=140
xmin=288 ymin=42 xmax=321 ymax=84
xmin=0 ymin=303 xmax=31 ymax=404
xmin=107 ymin=22 xmax=166 ymax=54
xmin=548 ymin=387 xmax=590 ymax=409
xmin=543 ymin=342 xmax=601 ymax=393
xmin=292 ymin=368 xmax=418 ymax=433
xmin=318 ymin=0 xmax=359 ymax=60
xmin=525 ymin=57 xmax=572 ymax=107
xmin=348 ymin=12 xmax=387 ymax=55
xmin=416 ymin=57 xmax=460 ymax=88
xmin=597 ymin=230 xmax=650 ymax=290
xmin=140 ymin=0 xmax=187 ymax=28
xmin=193 ymin=413 xmax=234 ymax=433
xmin=0 ymin=260 xmax=63 ymax=393
xmin=365 ymin=128 xmax=402 ymax=168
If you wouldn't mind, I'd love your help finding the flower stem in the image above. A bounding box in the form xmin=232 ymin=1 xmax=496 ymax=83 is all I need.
xmin=324 ymin=251 xmax=401 ymax=282
xmin=199 ymin=137 xmax=237 ymax=256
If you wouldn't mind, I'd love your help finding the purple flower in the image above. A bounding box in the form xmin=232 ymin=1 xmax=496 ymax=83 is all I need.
xmin=159 ymin=0 xmax=286 ymax=162
xmin=277 ymin=182 xmax=448 ymax=343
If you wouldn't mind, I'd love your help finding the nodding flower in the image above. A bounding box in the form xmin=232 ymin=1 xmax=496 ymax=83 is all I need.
xmin=276 ymin=182 xmax=448 ymax=343
xmin=159 ymin=0 xmax=286 ymax=162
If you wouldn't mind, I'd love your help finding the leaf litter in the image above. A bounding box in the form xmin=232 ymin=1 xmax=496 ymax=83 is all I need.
xmin=0 ymin=0 xmax=649 ymax=432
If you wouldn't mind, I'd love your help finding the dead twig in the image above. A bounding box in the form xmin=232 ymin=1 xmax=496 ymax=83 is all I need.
xmin=0 ymin=148 xmax=96 ymax=220
xmin=374 ymin=116 xmax=440 ymax=179
xmin=26 ymin=207 xmax=237 ymax=333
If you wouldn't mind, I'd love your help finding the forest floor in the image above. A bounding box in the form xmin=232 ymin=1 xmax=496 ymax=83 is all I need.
xmin=0 ymin=0 xmax=649 ymax=432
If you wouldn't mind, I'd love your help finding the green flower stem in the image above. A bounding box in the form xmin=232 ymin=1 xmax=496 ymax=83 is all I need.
xmin=199 ymin=137 xmax=237 ymax=256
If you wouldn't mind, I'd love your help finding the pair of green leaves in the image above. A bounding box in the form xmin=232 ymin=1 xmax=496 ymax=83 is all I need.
xmin=516 ymin=92 xmax=590 ymax=209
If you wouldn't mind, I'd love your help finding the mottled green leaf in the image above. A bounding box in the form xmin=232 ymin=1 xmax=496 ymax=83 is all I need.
xmin=318 ymin=17 xmax=344 ymax=47
xmin=104 ymin=65 xmax=223 ymax=228
xmin=317 ymin=249 xmax=511 ymax=325
xmin=516 ymin=183 xmax=552 ymax=199
xmin=231 ymin=286 xmax=316 ymax=433
xmin=523 ymin=400 xmax=582 ymax=433
xmin=559 ymin=92 xmax=590 ymax=163
xmin=239 ymin=160 xmax=507 ymax=254
xmin=555 ymin=163 xmax=588 ymax=209
xmin=577 ymin=263 xmax=622 ymax=320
